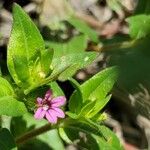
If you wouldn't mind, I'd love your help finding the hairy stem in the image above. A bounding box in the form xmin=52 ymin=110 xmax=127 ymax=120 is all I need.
xmin=15 ymin=123 xmax=52 ymax=145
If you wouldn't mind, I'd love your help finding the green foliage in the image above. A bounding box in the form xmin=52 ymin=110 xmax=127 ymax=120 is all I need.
xmin=49 ymin=81 xmax=64 ymax=96
xmin=83 ymin=95 xmax=111 ymax=118
xmin=0 ymin=96 xmax=27 ymax=116
xmin=0 ymin=77 xmax=27 ymax=117
xmin=47 ymin=35 xmax=97 ymax=81
xmin=0 ymin=3 xmax=122 ymax=150
xmin=0 ymin=77 xmax=14 ymax=97
xmin=58 ymin=64 xmax=80 ymax=81
xmin=59 ymin=119 xmax=123 ymax=150
xmin=0 ymin=128 xmax=17 ymax=150
xmin=69 ymin=67 xmax=118 ymax=116
xmin=7 ymin=4 xmax=45 ymax=87
xmin=97 ymin=125 xmax=123 ymax=150
xmin=127 ymin=15 xmax=150 ymax=39
xmin=11 ymin=113 xmax=65 ymax=150
xmin=40 ymin=48 xmax=54 ymax=76
xmin=8 ymin=4 xmax=97 ymax=94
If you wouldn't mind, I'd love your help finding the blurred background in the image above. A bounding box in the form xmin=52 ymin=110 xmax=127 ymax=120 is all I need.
xmin=0 ymin=0 xmax=150 ymax=150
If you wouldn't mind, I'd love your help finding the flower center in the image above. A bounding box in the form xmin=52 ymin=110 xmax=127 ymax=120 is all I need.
xmin=43 ymin=104 xmax=49 ymax=111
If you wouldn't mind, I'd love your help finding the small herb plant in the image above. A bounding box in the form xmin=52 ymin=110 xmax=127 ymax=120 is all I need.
xmin=0 ymin=4 xmax=123 ymax=150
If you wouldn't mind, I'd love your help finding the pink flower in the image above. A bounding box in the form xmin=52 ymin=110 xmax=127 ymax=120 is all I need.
xmin=34 ymin=89 xmax=66 ymax=124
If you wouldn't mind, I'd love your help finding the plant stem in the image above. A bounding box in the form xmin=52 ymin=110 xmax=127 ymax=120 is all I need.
xmin=15 ymin=123 xmax=52 ymax=145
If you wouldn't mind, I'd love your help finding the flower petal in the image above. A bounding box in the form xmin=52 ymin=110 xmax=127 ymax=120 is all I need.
xmin=46 ymin=110 xmax=57 ymax=124
xmin=51 ymin=96 xmax=66 ymax=107
xmin=45 ymin=89 xmax=52 ymax=100
xmin=37 ymin=97 xmax=43 ymax=104
xmin=52 ymin=107 xmax=65 ymax=118
xmin=34 ymin=108 xmax=46 ymax=119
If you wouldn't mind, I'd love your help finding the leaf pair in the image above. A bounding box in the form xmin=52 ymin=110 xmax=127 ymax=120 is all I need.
xmin=0 ymin=77 xmax=27 ymax=116
xmin=67 ymin=67 xmax=118 ymax=119
xmin=7 ymin=4 xmax=53 ymax=91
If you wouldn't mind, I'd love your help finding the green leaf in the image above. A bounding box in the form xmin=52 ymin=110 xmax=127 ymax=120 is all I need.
xmin=0 ymin=128 xmax=17 ymax=150
xmin=46 ymin=35 xmax=87 ymax=55
xmin=58 ymin=64 xmax=80 ymax=81
xmin=81 ymin=67 xmax=118 ymax=101
xmin=7 ymin=4 xmax=48 ymax=88
xmin=11 ymin=113 xmax=65 ymax=150
xmin=127 ymin=15 xmax=150 ymax=39
xmin=79 ymin=100 xmax=96 ymax=117
xmin=49 ymin=81 xmax=64 ymax=96
xmin=40 ymin=49 xmax=53 ymax=75
xmin=97 ymin=125 xmax=123 ymax=150
xmin=0 ymin=77 xmax=14 ymax=97
xmin=68 ymin=78 xmax=83 ymax=114
xmin=0 ymin=96 xmax=27 ymax=116
xmin=59 ymin=119 xmax=123 ymax=150
xmin=68 ymin=16 xmax=99 ymax=43
xmin=68 ymin=95 xmax=111 ymax=119
xmin=41 ymin=129 xmax=65 ymax=150
xmin=59 ymin=127 xmax=100 ymax=149
xmin=69 ymin=67 xmax=118 ymax=113
xmin=88 ymin=95 xmax=111 ymax=118
xmin=52 ymin=52 xmax=96 ymax=75
xmin=66 ymin=112 xmax=79 ymax=119
xmin=77 ymin=95 xmax=111 ymax=119
xmin=93 ymin=112 xmax=108 ymax=122
xmin=48 ymin=35 xmax=97 ymax=81
xmin=59 ymin=128 xmax=72 ymax=143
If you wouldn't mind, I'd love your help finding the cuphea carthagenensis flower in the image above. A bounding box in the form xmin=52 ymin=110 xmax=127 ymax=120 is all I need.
xmin=34 ymin=89 xmax=66 ymax=124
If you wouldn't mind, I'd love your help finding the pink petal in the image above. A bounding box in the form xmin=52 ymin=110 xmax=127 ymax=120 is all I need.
xmin=37 ymin=97 xmax=43 ymax=104
xmin=46 ymin=110 xmax=57 ymax=124
xmin=34 ymin=108 xmax=46 ymax=119
xmin=45 ymin=89 xmax=52 ymax=100
xmin=51 ymin=96 xmax=66 ymax=107
xmin=52 ymin=107 xmax=65 ymax=118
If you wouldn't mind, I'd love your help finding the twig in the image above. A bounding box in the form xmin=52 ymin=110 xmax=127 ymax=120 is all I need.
xmin=15 ymin=123 xmax=52 ymax=145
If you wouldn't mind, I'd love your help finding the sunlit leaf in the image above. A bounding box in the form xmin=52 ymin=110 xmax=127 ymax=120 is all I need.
xmin=7 ymin=4 xmax=52 ymax=89
xmin=0 ymin=77 xmax=14 ymax=97
xmin=0 ymin=96 xmax=27 ymax=116
xmin=127 ymin=15 xmax=150 ymax=39
xmin=69 ymin=67 xmax=118 ymax=113
xmin=48 ymin=35 xmax=97 ymax=81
